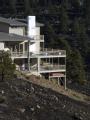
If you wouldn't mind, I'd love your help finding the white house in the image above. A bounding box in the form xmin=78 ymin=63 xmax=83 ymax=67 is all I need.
xmin=0 ymin=16 xmax=66 ymax=89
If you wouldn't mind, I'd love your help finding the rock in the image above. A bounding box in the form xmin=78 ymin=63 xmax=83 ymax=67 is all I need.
xmin=83 ymin=112 xmax=86 ymax=115
xmin=72 ymin=113 xmax=83 ymax=120
xmin=30 ymin=84 xmax=34 ymax=93
xmin=63 ymin=105 xmax=66 ymax=109
xmin=1 ymin=90 xmax=4 ymax=94
xmin=54 ymin=96 xmax=58 ymax=102
xmin=19 ymin=108 xmax=25 ymax=113
xmin=37 ymin=104 xmax=40 ymax=109
xmin=30 ymin=107 xmax=34 ymax=112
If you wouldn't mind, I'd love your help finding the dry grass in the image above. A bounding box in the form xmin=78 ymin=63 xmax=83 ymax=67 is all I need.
xmin=16 ymin=71 xmax=90 ymax=104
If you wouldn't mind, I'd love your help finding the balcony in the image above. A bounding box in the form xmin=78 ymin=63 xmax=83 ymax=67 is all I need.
xmin=30 ymin=35 xmax=44 ymax=42
xmin=10 ymin=49 xmax=66 ymax=59
xmin=31 ymin=65 xmax=66 ymax=73
xmin=11 ymin=52 xmax=28 ymax=58
xmin=40 ymin=65 xmax=66 ymax=73
xmin=30 ymin=50 xmax=66 ymax=58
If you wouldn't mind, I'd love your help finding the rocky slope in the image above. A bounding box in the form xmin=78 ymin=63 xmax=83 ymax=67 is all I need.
xmin=0 ymin=78 xmax=90 ymax=120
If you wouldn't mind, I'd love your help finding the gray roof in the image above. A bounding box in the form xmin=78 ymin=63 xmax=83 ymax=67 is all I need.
xmin=15 ymin=18 xmax=44 ymax=27
xmin=0 ymin=17 xmax=44 ymax=27
xmin=0 ymin=17 xmax=9 ymax=25
xmin=0 ymin=17 xmax=27 ymax=27
xmin=36 ymin=22 xmax=44 ymax=27
xmin=0 ymin=32 xmax=31 ymax=41
xmin=8 ymin=19 xmax=27 ymax=27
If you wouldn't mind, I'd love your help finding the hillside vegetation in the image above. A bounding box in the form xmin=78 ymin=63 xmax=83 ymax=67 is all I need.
xmin=0 ymin=77 xmax=90 ymax=120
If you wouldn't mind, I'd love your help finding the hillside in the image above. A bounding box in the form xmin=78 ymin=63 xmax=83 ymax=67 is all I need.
xmin=0 ymin=77 xmax=90 ymax=120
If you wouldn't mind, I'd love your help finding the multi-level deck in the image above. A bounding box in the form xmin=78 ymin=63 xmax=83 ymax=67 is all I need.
xmin=11 ymin=49 xmax=66 ymax=89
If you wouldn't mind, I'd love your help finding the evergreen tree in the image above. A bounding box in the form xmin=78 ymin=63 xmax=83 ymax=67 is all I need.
xmin=54 ymin=37 xmax=71 ymax=54
xmin=72 ymin=19 xmax=89 ymax=57
xmin=0 ymin=51 xmax=15 ymax=81
xmin=59 ymin=5 xmax=69 ymax=34
xmin=24 ymin=0 xmax=32 ymax=15
xmin=67 ymin=49 xmax=86 ymax=84
xmin=83 ymin=0 xmax=90 ymax=27
xmin=61 ymin=0 xmax=69 ymax=9
xmin=44 ymin=23 xmax=56 ymax=48
xmin=9 ymin=0 xmax=16 ymax=15
xmin=70 ymin=0 xmax=81 ymax=9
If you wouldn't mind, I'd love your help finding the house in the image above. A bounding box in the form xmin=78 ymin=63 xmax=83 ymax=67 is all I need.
xmin=0 ymin=16 xmax=66 ymax=89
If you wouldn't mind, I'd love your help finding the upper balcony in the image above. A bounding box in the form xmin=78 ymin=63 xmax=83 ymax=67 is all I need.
xmin=11 ymin=51 xmax=28 ymax=59
xmin=30 ymin=50 xmax=66 ymax=58
xmin=10 ymin=49 xmax=66 ymax=59
xmin=30 ymin=35 xmax=44 ymax=42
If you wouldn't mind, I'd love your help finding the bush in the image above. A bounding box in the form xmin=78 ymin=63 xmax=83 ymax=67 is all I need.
xmin=0 ymin=51 xmax=16 ymax=81
xmin=0 ymin=96 xmax=5 ymax=104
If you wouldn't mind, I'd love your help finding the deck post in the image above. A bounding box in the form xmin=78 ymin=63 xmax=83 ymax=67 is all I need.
xmin=43 ymin=42 xmax=44 ymax=51
xmin=38 ymin=57 xmax=40 ymax=74
xmin=64 ymin=75 xmax=67 ymax=90
xmin=49 ymin=73 xmax=50 ymax=81
xmin=58 ymin=77 xmax=60 ymax=85
xmin=23 ymin=42 xmax=25 ymax=54
xmin=19 ymin=44 xmax=20 ymax=53
xmin=64 ymin=56 xmax=66 ymax=90
xmin=28 ymin=40 xmax=30 ymax=71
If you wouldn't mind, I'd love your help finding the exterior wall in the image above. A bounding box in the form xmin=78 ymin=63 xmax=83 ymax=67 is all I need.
xmin=36 ymin=27 xmax=40 ymax=35
xmin=0 ymin=22 xmax=9 ymax=33
xmin=28 ymin=16 xmax=41 ymax=54
xmin=29 ymin=42 xmax=40 ymax=54
xmin=9 ymin=26 xmax=25 ymax=36
xmin=28 ymin=16 xmax=36 ymax=36
xmin=0 ymin=42 xmax=4 ymax=50
xmin=29 ymin=27 xmax=40 ymax=54
xmin=34 ymin=27 xmax=40 ymax=53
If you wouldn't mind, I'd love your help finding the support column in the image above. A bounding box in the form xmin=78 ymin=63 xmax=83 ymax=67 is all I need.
xmin=64 ymin=75 xmax=67 ymax=90
xmin=43 ymin=42 xmax=44 ymax=51
xmin=49 ymin=57 xmax=50 ymax=64
xmin=52 ymin=49 xmax=53 ymax=67
xmin=58 ymin=77 xmax=60 ymax=85
xmin=19 ymin=44 xmax=20 ymax=53
xmin=38 ymin=57 xmax=40 ymax=74
xmin=58 ymin=57 xmax=59 ymax=66
xmin=52 ymin=57 xmax=53 ymax=67
xmin=28 ymin=40 xmax=30 ymax=71
xmin=23 ymin=42 xmax=25 ymax=54
xmin=22 ymin=59 xmax=25 ymax=71
xmin=12 ymin=58 xmax=14 ymax=64
xmin=46 ymin=48 xmax=47 ymax=63
xmin=64 ymin=57 xmax=66 ymax=90
xmin=49 ymin=73 xmax=50 ymax=81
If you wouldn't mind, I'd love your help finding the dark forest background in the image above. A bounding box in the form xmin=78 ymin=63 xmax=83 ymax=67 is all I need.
xmin=0 ymin=0 xmax=90 ymax=84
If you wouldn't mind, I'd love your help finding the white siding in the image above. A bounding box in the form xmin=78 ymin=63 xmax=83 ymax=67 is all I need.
xmin=0 ymin=42 xmax=4 ymax=50
xmin=28 ymin=16 xmax=36 ymax=36
xmin=36 ymin=27 xmax=40 ymax=35
xmin=9 ymin=27 xmax=25 ymax=36
xmin=29 ymin=42 xmax=40 ymax=54
xmin=28 ymin=16 xmax=42 ymax=54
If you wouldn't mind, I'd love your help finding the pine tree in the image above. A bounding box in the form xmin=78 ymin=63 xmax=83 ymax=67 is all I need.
xmin=59 ymin=5 xmax=69 ymax=34
xmin=0 ymin=51 xmax=15 ymax=81
xmin=67 ymin=49 xmax=86 ymax=84
xmin=72 ymin=19 xmax=89 ymax=57
xmin=24 ymin=0 xmax=30 ymax=15
xmin=83 ymin=0 xmax=90 ymax=27
xmin=9 ymin=0 xmax=16 ymax=15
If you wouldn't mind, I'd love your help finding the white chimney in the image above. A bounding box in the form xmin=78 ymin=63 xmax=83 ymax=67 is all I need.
xmin=28 ymin=16 xmax=36 ymax=37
